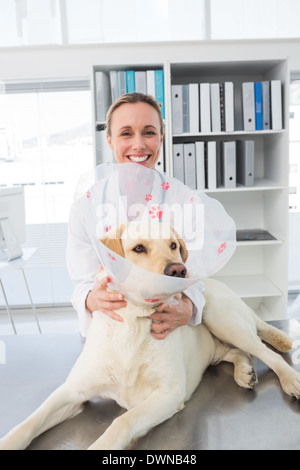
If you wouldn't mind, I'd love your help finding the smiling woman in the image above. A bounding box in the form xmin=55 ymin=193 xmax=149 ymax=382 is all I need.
xmin=66 ymin=93 xmax=212 ymax=339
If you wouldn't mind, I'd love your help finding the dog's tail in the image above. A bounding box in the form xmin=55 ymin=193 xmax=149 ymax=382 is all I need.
xmin=253 ymin=312 xmax=292 ymax=352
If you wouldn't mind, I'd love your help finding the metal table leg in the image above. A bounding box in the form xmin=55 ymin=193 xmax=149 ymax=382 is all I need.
xmin=0 ymin=277 xmax=17 ymax=334
xmin=21 ymin=268 xmax=42 ymax=334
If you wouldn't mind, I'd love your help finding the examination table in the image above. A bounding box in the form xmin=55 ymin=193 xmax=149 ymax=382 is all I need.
xmin=1 ymin=320 xmax=300 ymax=450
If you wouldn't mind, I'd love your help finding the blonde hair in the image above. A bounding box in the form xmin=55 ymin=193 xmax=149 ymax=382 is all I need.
xmin=106 ymin=92 xmax=164 ymax=137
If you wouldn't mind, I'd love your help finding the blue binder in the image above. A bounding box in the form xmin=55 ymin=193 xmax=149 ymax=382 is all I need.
xmin=126 ymin=70 xmax=135 ymax=93
xmin=254 ymin=82 xmax=263 ymax=130
xmin=155 ymin=70 xmax=165 ymax=119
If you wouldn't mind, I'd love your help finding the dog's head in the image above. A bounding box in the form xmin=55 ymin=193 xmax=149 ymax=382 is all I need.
xmin=100 ymin=221 xmax=188 ymax=278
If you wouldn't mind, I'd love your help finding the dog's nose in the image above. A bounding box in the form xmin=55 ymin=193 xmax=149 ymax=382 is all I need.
xmin=164 ymin=263 xmax=187 ymax=278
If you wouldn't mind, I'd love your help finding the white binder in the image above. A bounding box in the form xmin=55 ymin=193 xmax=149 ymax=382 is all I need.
xmin=96 ymin=128 xmax=114 ymax=165
xmin=171 ymin=85 xmax=183 ymax=134
xmin=145 ymin=70 xmax=155 ymax=97
xmin=172 ymin=143 xmax=184 ymax=183
xmin=109 ymin=71 xmax=119 ymax=103
xmin=146 ymin=70 xmax=155 ymax=97
xmin=242 ymin=82 xmax=255 ymax=131
xmin=182 ymin=85 xmax=190 ymax=133
xmin=195 ymin=141 xmax=205 ymax=190
xmin=200 ymin=83 xmax=211 ymax=134
xmin=221 ymin=141 xmax=236 ymax=188
xmin=95 ymin=71 xmax=111 ymax=122
xmin=117 ymin=71 xmax=126 ymax=96
xmin=236 ymin=140 xmax=255 ymax=187
xmin=271 ymin=80 xmax=283 ymax=130
xmin=155 ymin=143 xmax=165 ymax=172
xmin=210 ymin=83 xmax=221 ymax=133
xmin=206 ymin=141 xmax=217 ymax=190
xmin=189 ymin=83 xmax=199 ymax=133
xmin=183 ymin=143 xmax=196 ymax=189
xmin=224 ymin=82 xmax=234 ymax=132
xmin=262 ymin=81 xmax=271 ymax=130
xmin=135 ymin=71 xmax=147 ymax=93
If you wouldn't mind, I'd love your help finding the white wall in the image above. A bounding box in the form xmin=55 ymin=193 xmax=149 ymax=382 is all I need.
xmin=289 ymin=212 xmax=300 ymax=287
xmin=0 ymin=38 xmax=300 ymax=82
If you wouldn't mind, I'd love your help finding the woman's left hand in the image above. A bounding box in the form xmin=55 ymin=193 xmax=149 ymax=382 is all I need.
xmin=149 ymin=294 xmax=193 ymax=340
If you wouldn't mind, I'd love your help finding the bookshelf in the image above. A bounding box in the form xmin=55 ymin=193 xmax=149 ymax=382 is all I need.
xmin=92 ymin=58 xmax=289 ymax=320
xmin=92 ymin=63 xmax=169 ymax=173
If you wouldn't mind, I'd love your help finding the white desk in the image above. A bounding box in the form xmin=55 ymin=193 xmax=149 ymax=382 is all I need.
xmin=0 ymin=247 xmax=41 ymax=334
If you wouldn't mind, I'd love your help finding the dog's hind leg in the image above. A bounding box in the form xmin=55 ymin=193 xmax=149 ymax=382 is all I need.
xmin=253 ymin=313 xmax=292 ymax=352
xmin=203 ymin=279 xmax=300 ymax=398
xmin=0 ymin=383 xmax=86 ymax=450
xmin=244 ymin=339 xmax=300 ymax=399
xmin=214 ymin=328 xmax=300 ymax=399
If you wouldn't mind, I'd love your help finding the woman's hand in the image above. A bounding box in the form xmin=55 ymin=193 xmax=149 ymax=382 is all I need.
xmin=149 ymin=294 xmax=193 ymax=340
xmin=86 ymin=275 xmax=193 ymax=337
xmin=85 ymin=274 xmax=127 ymax=322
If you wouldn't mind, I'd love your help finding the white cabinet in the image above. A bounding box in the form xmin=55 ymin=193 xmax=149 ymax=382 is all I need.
xmin=92 ymin=58 xmax=289 ymax=320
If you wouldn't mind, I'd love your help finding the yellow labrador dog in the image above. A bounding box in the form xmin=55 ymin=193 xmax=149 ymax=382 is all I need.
xmin=1 ymin=222 xmax=300 ymax=450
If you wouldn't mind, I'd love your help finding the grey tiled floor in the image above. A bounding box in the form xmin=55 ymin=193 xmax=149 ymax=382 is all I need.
xmin=0 ymin=306 xmax=79 ymax=335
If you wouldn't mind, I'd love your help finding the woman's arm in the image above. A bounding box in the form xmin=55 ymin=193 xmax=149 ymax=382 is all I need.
xmin=66 ymin=201 xmax=127 ymax=336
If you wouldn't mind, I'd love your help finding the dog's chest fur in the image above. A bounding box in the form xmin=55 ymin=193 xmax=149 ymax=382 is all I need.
xmin=86 ymin=306 xmax=172 ymax=409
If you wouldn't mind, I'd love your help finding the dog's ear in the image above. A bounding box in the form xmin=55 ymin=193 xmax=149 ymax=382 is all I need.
xmin=99 ymin=225 xmax=126 ymax=258
xmin=170 ymin=226 xmax=188 ymax=263
xmin=178 ymin=237 xmax=188 ymax=263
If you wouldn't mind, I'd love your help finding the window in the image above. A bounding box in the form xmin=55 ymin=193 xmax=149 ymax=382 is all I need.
xmin=0 ymin=79 xmax=93 ymax=307
xmin=289 ymin=79 xmax=300 ymax=212
xmin=210 ymin=0 xmax=300 ymax=40
xmin=1 ymin=0 xmax=300 ymax=48
xmin=289 ymin=77 xmax=300 ymax=289
xmin=0 ymin=0 xmax=62 ymax=46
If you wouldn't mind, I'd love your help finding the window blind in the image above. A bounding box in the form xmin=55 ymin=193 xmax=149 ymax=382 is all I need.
xmin=2 ymin=79 xmax=90 ymax=94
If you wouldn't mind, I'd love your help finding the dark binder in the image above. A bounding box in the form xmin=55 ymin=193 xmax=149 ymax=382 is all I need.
xmin=236 ymin=229 xmax=277 ymax=242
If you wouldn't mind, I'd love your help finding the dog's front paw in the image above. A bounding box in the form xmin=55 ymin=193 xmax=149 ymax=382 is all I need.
xmin=88 ymin=423 xmax=130 ymax=450
xmin=0 ymin=436 xmax=19 ymax=450
xmin=88 ymin=438 xmax=123 ymax=451
xmin=280 ymin=370 xmax=300 ymax=399
xmin=0 ymin=437 xmax=7 ymax=450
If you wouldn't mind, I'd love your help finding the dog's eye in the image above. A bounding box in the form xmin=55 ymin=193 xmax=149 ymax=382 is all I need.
xmin=170 ymin=242 xmax=177 ymax=250
xmin=133 ymin=244 xmax=147 ymax=254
